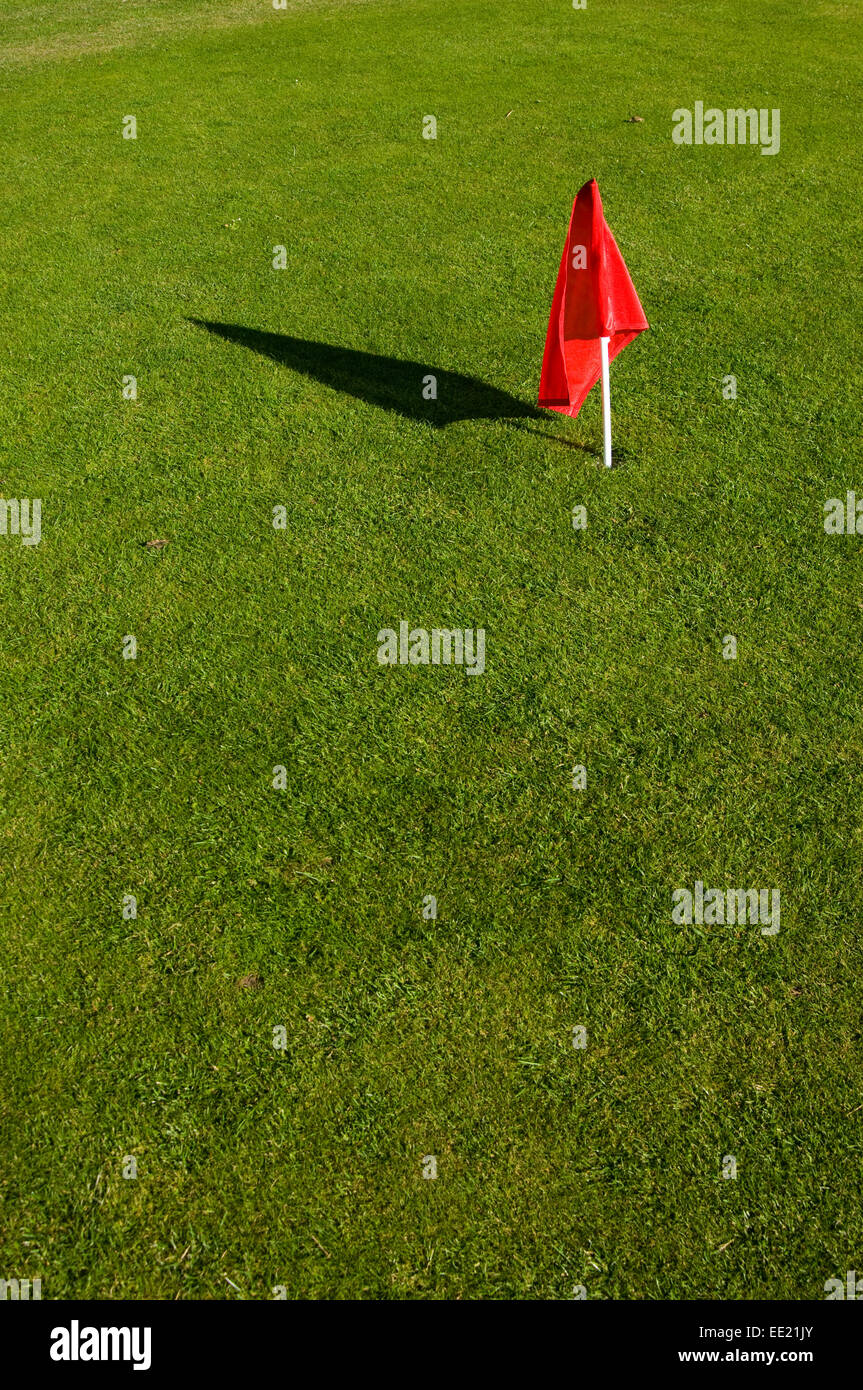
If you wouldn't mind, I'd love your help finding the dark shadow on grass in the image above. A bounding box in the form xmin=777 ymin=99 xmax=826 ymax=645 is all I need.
xmin=188 ymin=320 xmax=544 ymax=427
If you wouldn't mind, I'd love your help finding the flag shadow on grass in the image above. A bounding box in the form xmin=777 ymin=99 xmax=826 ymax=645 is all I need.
xmin=189 ymin=319 xmax=545 ymax=428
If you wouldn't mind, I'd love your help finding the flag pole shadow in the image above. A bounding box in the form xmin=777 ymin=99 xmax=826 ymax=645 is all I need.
xmin=515 ymin=423 xmax=631 ymax=467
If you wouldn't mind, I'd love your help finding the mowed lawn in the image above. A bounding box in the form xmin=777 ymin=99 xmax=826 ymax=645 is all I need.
xmin=0 ymin=0 xmax=861 ymax=1300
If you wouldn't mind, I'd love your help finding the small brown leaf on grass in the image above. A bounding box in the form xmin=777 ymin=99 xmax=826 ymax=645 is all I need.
xmin=144 ymin=538 xmax=169 ymax=551
xmin=237 ymin=972 xmax=262 ymax=990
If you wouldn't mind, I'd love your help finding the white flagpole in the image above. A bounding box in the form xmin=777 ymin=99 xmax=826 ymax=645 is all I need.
xmin=600 ymin=335 xmax=612 ymax=468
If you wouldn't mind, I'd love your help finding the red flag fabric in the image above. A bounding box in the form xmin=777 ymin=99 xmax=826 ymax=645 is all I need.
xmin=538 ymin=179 xmax=648 ymax=417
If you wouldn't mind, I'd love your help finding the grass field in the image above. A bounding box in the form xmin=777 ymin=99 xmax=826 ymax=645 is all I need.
xmin=1 ymin=0 xmax=862 ymax=1301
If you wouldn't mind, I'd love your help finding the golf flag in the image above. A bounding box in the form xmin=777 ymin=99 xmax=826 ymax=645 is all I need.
xmin=538 ymin=179 xmax=648 ymax=464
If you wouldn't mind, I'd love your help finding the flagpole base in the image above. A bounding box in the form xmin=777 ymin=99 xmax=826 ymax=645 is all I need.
xmin=600 ymin=336 xmax=612 ymax=468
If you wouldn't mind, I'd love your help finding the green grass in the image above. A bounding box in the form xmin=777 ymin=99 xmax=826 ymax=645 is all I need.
xmin=0 ymin=0 xmax=862 ymax=1300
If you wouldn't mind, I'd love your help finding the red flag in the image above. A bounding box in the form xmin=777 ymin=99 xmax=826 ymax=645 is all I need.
xmin=538 ymin=179 xmax=648 ymax=417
